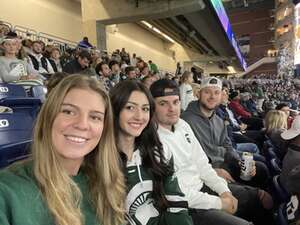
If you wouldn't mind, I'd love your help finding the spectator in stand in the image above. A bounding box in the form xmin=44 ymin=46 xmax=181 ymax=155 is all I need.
xmin=216 ymin=87 xmax=265 ymax=162
xmin=288 ymin=93 xmax=299 ymax=110
xmin=151 ymin=79 xmax=274 ymax=225
xmin=280 ymin=115 xmax=300 ymax=188
xmin=122 ymin=66 xmax=136 ymax=81
xmin=63 ymin=50 xmax=91 ymax=74
xmin=130 ymin=53 xmax=137 ymax=66
xmin=182 ymin=77 xmax=271 ymax=190
xmin=110 ymin=80 xmax=194 ymax=225
xmin=45 ymin=72 xmax=69 ymax=96
xmin=264 ymin=110 xmax=288 ymax=159
xmin=0 ymin=36 xmax=42 ymax=83
xmin=141 ymin=75 xmax=154 ymax=89
xmin=28 ymin=40 xmax=54 ymax=74
xmin=0 ymin=75 xmax=125 ymax=225
xmin=172 ymin=75 xmax=180 ymax=85
xmin=175 ymin=62 xmax=182 ymax=75
xmin=21 ymin=39 xmax=33 ymax=56
xmin=229 ymin=90 xmax=264 ymax=130
xmin=0 ymin=23 xmax=10 ymax=56
xmin=95 ymin=62 xmax=113 ymax=91
xmin=251 ymin=81 xmax=265 ymax=113
xmin=276 ymin=103 xmax=294 ymax=129
xmin=109 ymin=60 xmax=121 ymax=84
xmin=120 ymin=48 xmax=130 ymax=64
xmin=0 ymin=23 xmax=10 ymax=38
xmin=78 ymin=36 xmax=93 ymax=49
xmin=240 ymin=92 xmax=258 ymax=116
xmin=48 ymin=47 xmax=62 ymax=73
xmin=148 ymin=60 xmax=159 ymax=74
xmin=191 ymin=67 xmax=201 ymax=84
xmin=179 ymin=71 xmax=195 ymax=111
xmin=140 ymin=63 xmax=150 ymax=79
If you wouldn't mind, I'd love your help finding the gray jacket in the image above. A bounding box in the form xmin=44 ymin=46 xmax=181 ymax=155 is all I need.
xmin=181 ymin=100 xmax=240 ymax=168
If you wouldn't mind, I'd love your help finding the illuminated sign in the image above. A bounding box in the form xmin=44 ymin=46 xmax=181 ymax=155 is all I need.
xmin=295 ymin=3 xmax=300 ymax=65
xmin=210 ymin=0 xmax=247 ymax=70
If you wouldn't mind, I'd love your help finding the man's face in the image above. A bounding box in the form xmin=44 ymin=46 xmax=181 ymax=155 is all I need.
xmin=127 ymin=70 xmax=136 ymax=79
xmin=78 ymin=57 xmax=90 ymax=68
xmin=111 ymin=64 xmax=120 ymax=73
xmin=199 ymin=86 xmax=222 ymax=111
xmin=32 ymin=42 xmax=42 ymax=54
xmin=154 ymin=92 xmax=181 ymax=130
xmin=101 ymin=64 xmax=111 ymax=77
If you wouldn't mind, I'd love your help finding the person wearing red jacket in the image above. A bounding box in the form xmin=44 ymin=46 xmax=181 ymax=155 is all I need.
xmin=229 ymin=91 xmax=263 ymax=130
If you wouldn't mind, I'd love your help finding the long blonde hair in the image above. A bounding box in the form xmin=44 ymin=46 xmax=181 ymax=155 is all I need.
xmin=264 ymin=110 xmax=288 ymax=133
xmin=32 ymin=75 xmax=125 ymax=225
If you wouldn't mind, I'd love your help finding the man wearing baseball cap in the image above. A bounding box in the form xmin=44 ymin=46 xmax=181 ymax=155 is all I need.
xmin=181 ymin=77 xmax=270 ymax=190
xmin=280 ymin=115 xmax=300 ymax=188
xmin=150 ymin=78 xmax=274 ymax=225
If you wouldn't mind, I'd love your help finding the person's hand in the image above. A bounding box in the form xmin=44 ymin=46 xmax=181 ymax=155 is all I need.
xmin=215 ymin=168 xmax=235 ymax=183
xmin=220 ymin=192 xmax=238 ymax=214
xmin=27 ymin=74 xmax=38 ymax=80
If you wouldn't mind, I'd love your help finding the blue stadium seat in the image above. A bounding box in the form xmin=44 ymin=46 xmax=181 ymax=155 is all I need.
xmin=29 ymin=85 xmax=47 ymax=103
xmin=0 ymin=83 xmax=27 ymax=99
xmin=0 ymin=83 xmax=42 ymax=118
xmin=276 ymin=203 xmax=288 ymax=225
xmin=273 ymin=175 xmax=290 ymax=204
xmin=266 ymin=147 xmax=278 ymax=160
xmin=270 ymin=158 xmax=282 ymax=175
xmin=0 ymin=113 xmax=34 ymax=168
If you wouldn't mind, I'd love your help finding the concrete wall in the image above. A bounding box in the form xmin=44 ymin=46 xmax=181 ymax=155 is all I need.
xmin=106 ymin=23 xmax=177 ymax=71
xmin=0 ymin=0 xmax=83 ymax=43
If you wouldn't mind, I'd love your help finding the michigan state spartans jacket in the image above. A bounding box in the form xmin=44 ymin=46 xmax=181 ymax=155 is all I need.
xmin=125 ymin=149 xmax=194 ymax=225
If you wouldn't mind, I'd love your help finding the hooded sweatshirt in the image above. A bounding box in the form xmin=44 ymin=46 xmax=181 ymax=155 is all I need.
xmin=125 ymin=149 xmax=193 ymax=225
xmin=157 ymin=119 xmax=230 ymax=210
xmin=181 ymin=100 xmax=240 ymax=168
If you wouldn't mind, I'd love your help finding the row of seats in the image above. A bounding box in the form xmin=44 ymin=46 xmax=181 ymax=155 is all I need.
xmin=0 ymin=83 xmax=46 ymax=168
xmin=263 ymin=139 xmax=292 ymax=225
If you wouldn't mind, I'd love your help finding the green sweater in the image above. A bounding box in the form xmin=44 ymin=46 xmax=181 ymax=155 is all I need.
xmin=0 ymin=161 xmax=101 ymax=225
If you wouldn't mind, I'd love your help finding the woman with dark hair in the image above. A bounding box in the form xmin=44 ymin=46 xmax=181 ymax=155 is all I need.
xmin=110 ymin=80 xmax=193 ymax=225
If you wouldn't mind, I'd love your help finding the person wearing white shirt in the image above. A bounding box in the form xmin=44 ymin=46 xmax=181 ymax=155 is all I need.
xmin=179 ymin=71 xmax=196 ymax=111
xmin=150 ymin=79 xmax=275 ymax=225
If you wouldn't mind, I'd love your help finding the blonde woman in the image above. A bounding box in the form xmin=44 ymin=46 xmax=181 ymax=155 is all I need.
xmin=179 ymin=71 xmax=196 ymax=111
xmin=0 ymin=75 xmax=125 ymax=225
xmin=264 ymin=109 xmax=288 ymax=158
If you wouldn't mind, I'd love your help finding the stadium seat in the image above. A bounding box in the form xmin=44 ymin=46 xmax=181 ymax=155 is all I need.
xmin=276 ymin=203 xmax=288 ymax=225
xmin=29 ymin=85 xmax=47 ymax=103
xmin=0 ymin=113 xmax=34 ymax=168
xmin=0 ymin=83 xmax=42 ymax=118
xmin=0 ymin=83 xmax=27 ymax=99
xmin=273 ymin=175 xmax=290 ymax=204
xmin=270 ymin=158 xmax=282 ymax=175
xmin=266 ymin=147 xmax=278 ymax=160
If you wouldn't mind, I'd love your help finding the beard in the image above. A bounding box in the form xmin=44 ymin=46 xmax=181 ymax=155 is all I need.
xmin=199 ymin=101 xmax=217 ymax=112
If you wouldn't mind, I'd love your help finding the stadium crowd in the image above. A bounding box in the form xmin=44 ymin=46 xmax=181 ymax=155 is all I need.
xmin=0 ymin=23 xmax=299 ymax=225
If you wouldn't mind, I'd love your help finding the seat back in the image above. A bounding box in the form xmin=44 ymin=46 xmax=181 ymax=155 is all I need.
xmin=0 ymin=113 xmax=34 ymax=168
xmin=270 ymin=158 xmax=282 ymax=175
xmin=0 ymin=83 xmax=27 ymax=99
xmin=30 ymin=85 xmax=47 ymax=103
xmin=273 ymin=175 xmax=290 ymax=204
